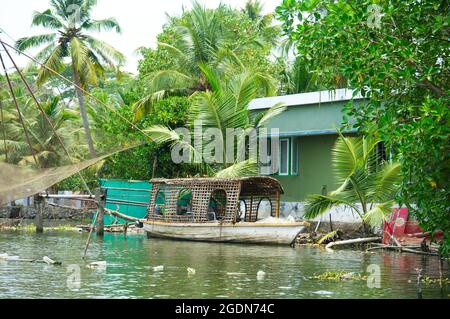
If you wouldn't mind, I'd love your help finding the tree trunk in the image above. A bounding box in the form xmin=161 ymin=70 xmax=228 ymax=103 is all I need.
xmin=71 ymin=62 xmax=96 ymax=158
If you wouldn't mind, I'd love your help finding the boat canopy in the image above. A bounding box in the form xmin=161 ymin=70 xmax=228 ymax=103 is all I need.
xmin=150 ymin=177 xmax=284 ymax=196
xmin=147 ymin=177 xmax=284 ymax=224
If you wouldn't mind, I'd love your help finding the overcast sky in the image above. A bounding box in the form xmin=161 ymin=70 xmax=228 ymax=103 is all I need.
xmin=0 ymin=0 xmax=280 ymax=74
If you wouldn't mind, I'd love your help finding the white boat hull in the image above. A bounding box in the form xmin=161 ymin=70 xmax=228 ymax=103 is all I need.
xmin=143 ymin=221 xmax=308 ymax=245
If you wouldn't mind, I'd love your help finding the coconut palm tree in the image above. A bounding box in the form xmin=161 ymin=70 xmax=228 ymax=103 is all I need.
xmin=134 ymin=1 xmax=274 ymax=121
xmin=0 ymin=95 xmax=78 ymax=168
xmin=282 ymin=58 xmax=319 ymax=94
xmin=242 ymin=0 xmax=279 ymax=47
xmin=304 ymin=132 xmax=401 ymax=234
xmin=133 ymin=1 xmax=227 ymax=120
xmin=144 ymin=65 xmax=285 ymax=177
xmin=15 ymin=0 xmax=125 ymax=158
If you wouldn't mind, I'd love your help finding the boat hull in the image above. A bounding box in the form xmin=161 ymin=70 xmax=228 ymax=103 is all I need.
xmin=143 ymin=221 xmax=308 ymax=245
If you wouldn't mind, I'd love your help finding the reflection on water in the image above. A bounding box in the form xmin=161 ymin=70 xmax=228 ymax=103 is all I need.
xmin=0 ymin=231 xmax=448 ymax=299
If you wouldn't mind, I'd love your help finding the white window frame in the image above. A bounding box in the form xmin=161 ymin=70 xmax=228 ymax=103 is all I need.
xmin=291 ymin=137 xmax=298 ymax=176
xmin=278 ymin=138 xmax=290 ymax=176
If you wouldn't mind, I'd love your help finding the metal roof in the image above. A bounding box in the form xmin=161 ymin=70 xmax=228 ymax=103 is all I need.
xmin=248 ymin=88 xmax=364 ymax=110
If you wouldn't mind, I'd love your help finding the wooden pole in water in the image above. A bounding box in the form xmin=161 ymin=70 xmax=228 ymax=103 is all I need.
xmin=416 ymin=268 xmax=423 ymax=299
xmin=34 ymin=195 xmax=44 ymax=233
xmin=96 ymin=188 xmax=106 ymax=237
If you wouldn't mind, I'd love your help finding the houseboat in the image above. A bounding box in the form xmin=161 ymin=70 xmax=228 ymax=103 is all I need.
xmin=143 ymin=177 xmax=308 ymax=245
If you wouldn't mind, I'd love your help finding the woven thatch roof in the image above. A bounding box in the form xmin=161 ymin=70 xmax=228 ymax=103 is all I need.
xmin=150 ymin=177 xmax=284 ymax=196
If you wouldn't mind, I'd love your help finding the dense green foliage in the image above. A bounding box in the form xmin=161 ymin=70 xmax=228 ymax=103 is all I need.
xmin=277 ymin=0 xmax=449 ymax=254
xmin=145 ymin=65 xmax=285 ymax=177
xmin=96 ymin=96 xmax=197 ymax=180
xmin=135 ymin=1 xmax=282 ymax=120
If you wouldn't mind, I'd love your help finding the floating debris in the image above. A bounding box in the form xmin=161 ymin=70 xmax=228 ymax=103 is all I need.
xmin=153 ymin=265 xmax=164 ymax=272
xmin=87 ymin=261 xmax=107 ymax=270
xmin=312 ymin=290 xmax=334 ymax=295
xmin=257 ymin=271 xmax=266 ymax=280
xmin=1 ymin=254 xmax=62 ymax=264
xmin=278 ymin=286 xmax=293 ymax=290
xmin=0 ymin=254 xmax=20 ymax=261
xmin=311 ymin=271 xmax=367 ymax=281
xmin=187 ymin=267 xmax=196 ymax=276
xmin=226 ymin=272 xmax=246 ymax=276
xmin=43 ymin=256 xmax=62 ymax=266
xmin=421 ymin=276 xmax=449 ymax=286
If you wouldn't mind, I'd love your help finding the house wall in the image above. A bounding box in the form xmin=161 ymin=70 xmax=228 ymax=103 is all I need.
xmin=275 ymin=134 xmax=338 ymax=202
xmin=252 ymin=96 xmax=366 ymax=223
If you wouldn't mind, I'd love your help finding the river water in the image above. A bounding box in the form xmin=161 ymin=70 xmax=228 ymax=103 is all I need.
xmin=0 ymin=230 xmax=448 ymax=299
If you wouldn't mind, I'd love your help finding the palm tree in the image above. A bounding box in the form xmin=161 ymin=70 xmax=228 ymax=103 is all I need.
xmin=0 ymin=95 xmax=78 ymax=168
xmin=282 ymin=58 xmax=319 ymax=94
xmin=304 ymin=132 xmax=401 ymax=234
xmin=144 ymin=65 xmax=285 ymax=177
xmin=242 ymin=0 xmax=278 ymax=47
xmin=133 ymin=1 xmax=226 ymax=120
xmin=15 ymin=0 xmax=125 ymax=158
xmin=134 ymin=1 xmax=273 ymax=121
xmin=243 ymin=0 xmax=264 ymax=21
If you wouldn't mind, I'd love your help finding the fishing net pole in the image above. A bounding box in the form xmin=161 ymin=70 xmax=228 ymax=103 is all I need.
xmin=0 ymin=34 xmax=149 ymax=206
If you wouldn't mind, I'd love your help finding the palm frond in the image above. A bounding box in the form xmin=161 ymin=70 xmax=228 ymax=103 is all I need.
xmin=133 ymin=70 xmax=195 ymax=120
xmin=36 ymin=45 xmax=65 ymax=85
xmin=84 ymin=36 xmax=126 ymax=66
xmin=144 ymin=125 xmax=181 ymax=145
xmin=82 ymin=18 xmax=121 ymax=33
xmin=16 ymin=34 xmax=57 ymax=51
xmin=70 ymin=37 xmax=89 ymax=72
xmin=254 ymin=103 xmax=286 ymax=128
xmin=370 ymin=162 xmax=401 ymax=202
xmin=144 ymin=125 xmax=203 ymax=165
xmin=215 ymin=160 xmax=258 ymax=178
xmin=317 ymin=230 xmax=339 ymax=245
xmin=132 ymin=90 xmax=165 ymax=121
xmin=331 ymin=131 xmax=362 ymax=184
xmin=363 ymin=201 xmax=394 ymax=226
xmin=158 ymin=42 xmax=190 ymax=65
xmin=31 ymin=9 xmax=64 ymax=29
xmin=304 ymin=194 xmax=355 ymax=219
xmin=198 ymin=63 xmax=220 ymax=93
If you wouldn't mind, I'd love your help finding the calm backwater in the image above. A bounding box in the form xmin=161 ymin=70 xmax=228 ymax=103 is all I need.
xmin=0 ymin=231 xmax=448 ymax=299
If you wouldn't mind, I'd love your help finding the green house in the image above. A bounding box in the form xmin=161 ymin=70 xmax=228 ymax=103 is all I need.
xmin=249 ymin=89 xmax=366 ymax=220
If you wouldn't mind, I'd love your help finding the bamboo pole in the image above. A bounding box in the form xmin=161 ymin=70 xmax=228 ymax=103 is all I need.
xmin=83 ymin=209 xmax=98 ymax=260
xmin=104 ymin=208 xmax=145 ymax=223
xmin=39 ymin=194 xmax=95 ymax=199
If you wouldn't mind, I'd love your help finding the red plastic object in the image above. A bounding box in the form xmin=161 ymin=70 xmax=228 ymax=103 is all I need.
xmin=382 ymin=207 xmax=409 ymax=244
xmin=404 ymin=221 xmax=422 ymax=234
